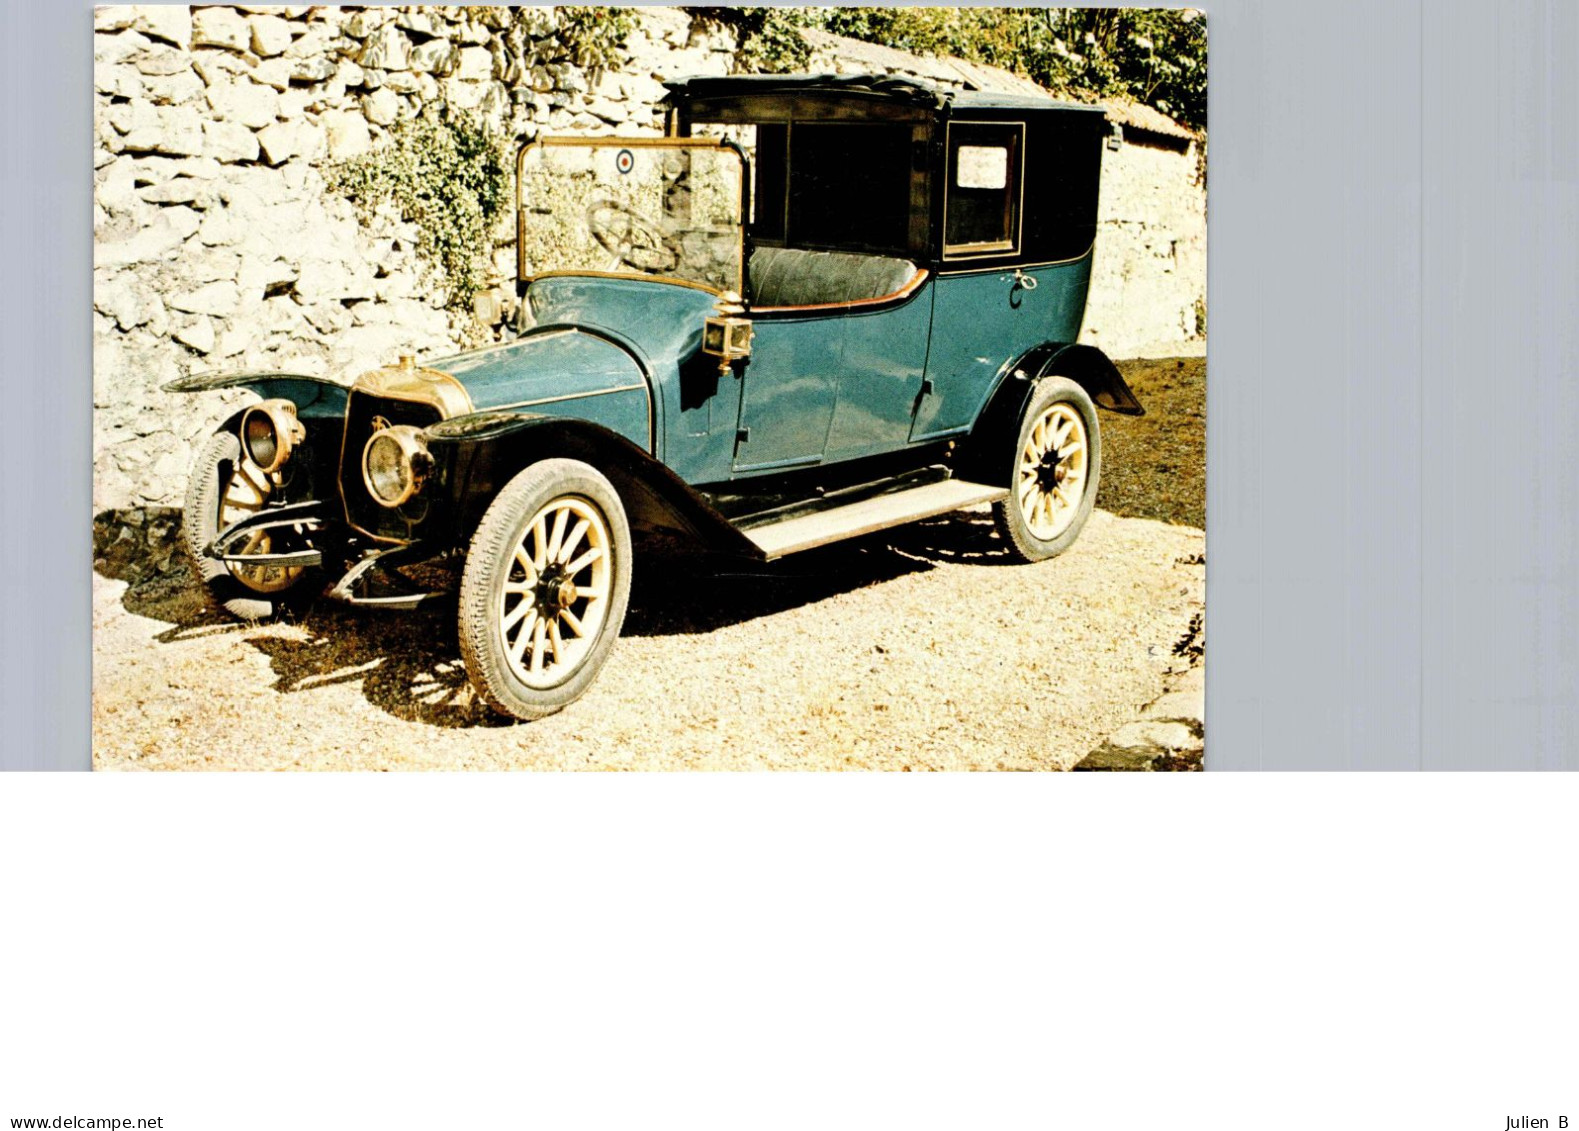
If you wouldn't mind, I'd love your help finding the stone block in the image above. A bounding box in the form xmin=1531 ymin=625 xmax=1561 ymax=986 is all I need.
xmin=407 ymin=38 xmax=457 ymax=73
xmin=197 ymin=208 xmax=240 ymax=246
xmin=139 ymin=177 xmax=212 ymax=207
xmin=95 ymin=62 xmax=142 ymax=99
xmin=124 ymin=106 xmax=205 ymax=157
xmin=248 ymin=14 xmax=293 ymax=58
xmin=457 ymin=45 xmax=492 ymax=82
xmin=142 ymin=69 xmax=205 ymax=106
xmin=276 ymin=88 xmax=309 ymax=120
xmin=256 ymin=121 xmax=299 ymax=165
xmin=443 ymin=77 xmax=485 ymax=111
xmin=95 ymin=28 xmax=148 ymax=65
xmin=134 ymin=6 xmax=192 ymax=49
xmin=1107 ymin=719 xmax=1198 ymax=751
xmin=396 ymin=10 xmax=440 ymax=36
xmin=291 ymin=56 xmax=337 ymax=83
xmin=206 ymin=78 xmax=279 ymax=129
xmin=324 ymin=111 xmax=371 ymax=159
xmin=382 ymin=70 xmax=420 ymax=95
xmin=362 ymin=87 xmax=400 ymax=125
xmin=162 ymin=205 xmax=201 ymax=240
xmin=106 ymin=99 xmax=160 ymax=136
xmin=135 ymin=45 xmax=190 ymax=76
xmin=252 ymin=58 xmax=293 ymax=91
xmin=203 ymin=119 xmax=260 ymax=163
xmin=95 ymin=276 xmax=148 ymax=330
xmin=191 ymin=7 xmax=251 ymax=52
xmin=358 ymin=24 xmax=409 ymax=71
xmin=175 ymin=316 xmax=216 ymax=354
xmin=169 ymin=281 xmax=239 ymax=317
xmin=186 ymin=247 xmax=241 ymax=284
xmin=94 ymin=7 xmax=136 ymax=32
xmin=344 ymin=9 xmax=390 ymax=39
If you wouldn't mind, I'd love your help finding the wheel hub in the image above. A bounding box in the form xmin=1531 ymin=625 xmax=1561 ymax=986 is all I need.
xmin=537 ymin=572 xmax=578 ymax=612
xmin=1037 ymin=451 xmax=1064 ymax=491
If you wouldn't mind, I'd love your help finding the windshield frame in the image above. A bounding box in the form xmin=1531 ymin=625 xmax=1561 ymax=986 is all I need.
xmin=515 ymin=135 xmax=750 ymax=297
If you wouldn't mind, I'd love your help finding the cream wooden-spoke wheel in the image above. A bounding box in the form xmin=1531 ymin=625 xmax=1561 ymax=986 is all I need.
xmin=1016 ymin=402 xmax=1089 ymax=542
xmin=497 ymin=495 xmax=613 ymax=690
xmin=219 ymin=454 xmax=303 ymax=594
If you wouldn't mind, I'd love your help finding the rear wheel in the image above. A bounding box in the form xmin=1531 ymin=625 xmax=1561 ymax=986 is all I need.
xmin=182 ymin=430 xmax=316 ymax=620
xmin=992 ymin=377 xmax=1102 ymax=562
xmin=457 ymin=459 xmax=633 ymax=721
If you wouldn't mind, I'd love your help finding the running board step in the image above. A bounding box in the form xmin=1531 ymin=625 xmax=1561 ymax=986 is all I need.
xmin=744 ymin=479 xmax=1007 ymax=560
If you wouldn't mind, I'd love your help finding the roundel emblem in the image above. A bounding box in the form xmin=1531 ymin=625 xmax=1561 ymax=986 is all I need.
xmin=614 ymin=148 xmax=634 ymax=175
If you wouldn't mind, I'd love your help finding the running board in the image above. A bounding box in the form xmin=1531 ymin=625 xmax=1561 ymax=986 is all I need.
xmin=744 ymin=479 xmax=1007 ymax=560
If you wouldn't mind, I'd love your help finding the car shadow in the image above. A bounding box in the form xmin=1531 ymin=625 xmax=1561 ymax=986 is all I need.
xmin=100 ymin=509 xmax=1009 ymax=729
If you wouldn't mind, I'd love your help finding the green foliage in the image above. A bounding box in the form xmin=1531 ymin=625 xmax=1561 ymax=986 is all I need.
xmin=811 ymin=7 xmax=1207 ymax=132
xmin=325 ymin=108 xmax=508 ymax=311
xmin=553 ymin=7 xmax=637 ymax=71
xmin=459 ymin=6 xmax=635 ymax=72
xmin=692 ymin=7 xmax=814 ymax=75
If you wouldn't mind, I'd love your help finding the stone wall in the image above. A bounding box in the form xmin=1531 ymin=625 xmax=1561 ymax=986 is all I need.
xmin=92 ymin=5 xmax=1205 ymax=561
xmin=1086 ymin=133 xmax=1208 ymax=358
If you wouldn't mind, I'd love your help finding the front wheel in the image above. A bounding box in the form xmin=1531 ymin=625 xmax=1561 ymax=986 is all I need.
xmin=457 ymin=459 xmax=633 ymax=721
xmin=182 ymin=429 xmax=318 ymax=620
xmin=992 ymin=377 xmax=1102 ymax=562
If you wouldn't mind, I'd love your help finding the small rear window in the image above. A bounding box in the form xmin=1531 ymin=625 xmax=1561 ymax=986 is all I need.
xmin=944 ymin=122 xmax=1023 ymax=257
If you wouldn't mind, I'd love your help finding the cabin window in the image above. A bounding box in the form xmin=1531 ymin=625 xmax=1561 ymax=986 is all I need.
xmin=944 ymin=122 xmax=1023 ymax=257
xmin=752 ymin=123 xmax=788 ymax=242
xmin=785 ymin=122 xmax=913 ymax=255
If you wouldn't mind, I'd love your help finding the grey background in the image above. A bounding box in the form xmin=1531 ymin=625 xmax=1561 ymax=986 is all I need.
xmin=2 ymin=0 xmax=1574 ymax=771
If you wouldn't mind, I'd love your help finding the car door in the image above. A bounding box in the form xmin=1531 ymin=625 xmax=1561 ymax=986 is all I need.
xmin=730 ymin=314 xmax=843 ymax=474
xmin=822 ymin=283 xmax=934 ymax=462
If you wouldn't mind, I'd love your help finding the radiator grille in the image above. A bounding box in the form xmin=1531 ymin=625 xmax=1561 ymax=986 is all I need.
xmin=338 ymin=391 xmax=444 ymax=541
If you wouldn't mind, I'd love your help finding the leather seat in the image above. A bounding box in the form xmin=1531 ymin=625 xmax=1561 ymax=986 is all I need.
xmin=748 ymin=246 xmax=919 ymax=307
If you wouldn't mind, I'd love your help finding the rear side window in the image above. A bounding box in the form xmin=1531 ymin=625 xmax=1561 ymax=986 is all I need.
xmin=944 ymin=122 xmax=1023 ymax=257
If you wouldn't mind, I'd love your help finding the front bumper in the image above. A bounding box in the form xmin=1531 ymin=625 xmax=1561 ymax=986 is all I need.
xmin=208 ymin=500 xmax=327 ymax=570
xmin=208 ymin=500 xmax=450 ymax=610
xmin=326 ymin=544 xmax=451 ymax=610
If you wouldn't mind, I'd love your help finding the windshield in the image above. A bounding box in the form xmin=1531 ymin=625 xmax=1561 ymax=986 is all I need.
xmin=516 ymin=138 xmax=745 ymax=294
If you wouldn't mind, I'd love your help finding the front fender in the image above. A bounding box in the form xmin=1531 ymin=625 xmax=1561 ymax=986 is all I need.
xmin=424 ymin=411 xmax=760 ymax=558
xmin=163 ymin=370 xmax=351 ymax=419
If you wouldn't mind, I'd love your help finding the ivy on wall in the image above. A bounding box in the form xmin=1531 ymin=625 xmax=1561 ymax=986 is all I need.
xmin=324 ymin=108 xmax=509 ymax=312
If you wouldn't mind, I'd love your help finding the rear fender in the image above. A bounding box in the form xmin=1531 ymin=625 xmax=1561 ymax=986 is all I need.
xmin=425 ymin=411 xmax=760 ymax=558
xmin=1019 ymin=343 xmax=1144 ymax=416
xmin=956 ymin=342 xmax=1142 ymax=487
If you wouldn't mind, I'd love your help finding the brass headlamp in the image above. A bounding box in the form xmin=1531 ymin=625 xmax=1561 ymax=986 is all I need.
xmin=361 ymin=424 xmax=432 ymax=509
xmin=240 ymin=398 xmax=305 ymax=474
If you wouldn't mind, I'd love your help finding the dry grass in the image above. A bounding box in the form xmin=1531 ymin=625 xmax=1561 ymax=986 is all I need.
xmin=1099 ymin=356 xmax=1206 ymax=530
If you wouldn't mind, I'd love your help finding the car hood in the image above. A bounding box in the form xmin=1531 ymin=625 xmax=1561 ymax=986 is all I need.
xmin=425 ymin=327 xmax=647 ymax=413
xmin=424 ymin=278 xmax=724 ymax=413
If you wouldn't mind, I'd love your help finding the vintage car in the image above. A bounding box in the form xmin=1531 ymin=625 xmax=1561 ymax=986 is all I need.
xmin=167 ymin=73 xmax=1143 ymax=721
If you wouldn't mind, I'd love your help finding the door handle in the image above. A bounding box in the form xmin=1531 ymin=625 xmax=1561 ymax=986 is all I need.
xmin=1012 ymin=269 xmax=1038 ymax=291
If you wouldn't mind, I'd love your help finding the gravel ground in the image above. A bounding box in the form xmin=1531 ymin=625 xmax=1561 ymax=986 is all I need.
xmin=92 ymin=507 xmax=1203 ymax=771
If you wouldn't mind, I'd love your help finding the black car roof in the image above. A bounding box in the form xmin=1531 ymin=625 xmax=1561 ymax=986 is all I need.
xmin=663 ymin=73 xmax=1107 ymax=117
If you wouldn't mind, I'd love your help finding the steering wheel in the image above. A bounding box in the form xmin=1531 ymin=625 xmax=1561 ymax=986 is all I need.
xmin=584 ymin=199 xmax=679 ymax=273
